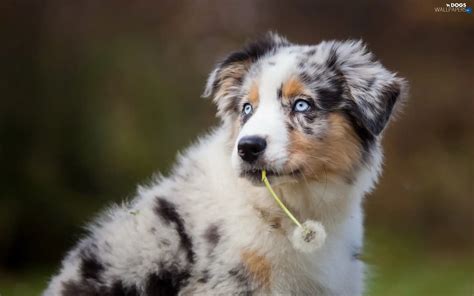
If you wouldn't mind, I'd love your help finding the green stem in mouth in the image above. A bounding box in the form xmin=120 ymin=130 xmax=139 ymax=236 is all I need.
xmin=261 ymin=169 xmax=302 ymax=228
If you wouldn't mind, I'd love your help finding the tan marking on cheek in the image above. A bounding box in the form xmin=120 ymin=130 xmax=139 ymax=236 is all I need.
xmin=288 ymin=113 xmax=362 ymax=181
xmin=248 ymin=82 xmax=260 ymax=106
xmin=241 ymin=250 xmax=272 ymax=288
xmin=281 ymin=76 xmax=306 ymax=102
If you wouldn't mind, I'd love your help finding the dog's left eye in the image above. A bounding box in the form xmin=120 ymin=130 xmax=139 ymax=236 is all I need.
xmin=293 ymin=99 xmax=311 ymax=112
xmin=242 ymin=103 xmax=253 ymax=115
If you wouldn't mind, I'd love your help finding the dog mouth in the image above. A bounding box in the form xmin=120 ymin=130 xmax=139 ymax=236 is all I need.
xmin=239 ymin=168 xmax=302 ymax=182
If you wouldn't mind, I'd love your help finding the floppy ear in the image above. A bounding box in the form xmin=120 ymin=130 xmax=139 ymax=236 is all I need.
xmin=329 ymin=40 xmax=408 ymax=136
xmin=203 ymin=32 xmax=290 ymax=119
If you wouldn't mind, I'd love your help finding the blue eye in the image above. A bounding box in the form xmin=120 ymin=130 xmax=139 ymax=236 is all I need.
xmin=293 ymin=99 xmax=311 ymax=112
xmin=243 ymin=103 xmax=253 ymax=115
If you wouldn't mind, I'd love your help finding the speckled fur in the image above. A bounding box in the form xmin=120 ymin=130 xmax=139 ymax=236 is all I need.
xmin=45 ymin=33 xmax=407 ymax=296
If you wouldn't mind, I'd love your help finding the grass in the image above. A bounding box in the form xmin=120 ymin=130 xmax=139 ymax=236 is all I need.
xmin=368 ymin=261 xmax=472 ymax=296
xmin=0 ymin=231 xmax=472 ymax=296
xmin=365 ymin=229 xmax=473 ymax=296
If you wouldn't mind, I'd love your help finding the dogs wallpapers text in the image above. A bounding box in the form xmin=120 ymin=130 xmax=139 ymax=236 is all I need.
xmin=45 ymin=33 xmax=407 ymax=296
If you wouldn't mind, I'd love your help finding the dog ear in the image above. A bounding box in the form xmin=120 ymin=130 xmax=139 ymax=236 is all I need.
xmin=327 ymin=40 xmax=408 ymax=136
xmin=203 ymin=32 xmax=290 ymax=118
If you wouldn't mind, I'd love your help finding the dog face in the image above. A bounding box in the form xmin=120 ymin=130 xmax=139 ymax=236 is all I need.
xmin=204 ymin=33 xmax=406 ymax=184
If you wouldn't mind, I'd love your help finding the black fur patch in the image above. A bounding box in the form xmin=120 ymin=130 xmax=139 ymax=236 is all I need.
xmin=145 ymin=269 xmax=191 ymax=296
xmin=316 ymin=68 xmax=346 ymax=111
xmin=204 ymin=224 xmax=220 ymax=247
xmin=340 ymin=108 xmax=375 ymax=155
xmin=317 ymin=85 xmax=343 ymax=110
xmin=372 ymin=83 xmax=400 ymax=135
xmin=109 ymin=281 xmax=140 ymax=296
xmin=80 ymin=255 xmax=104 ymax=282
xmin=220 ymin=34 xmax=285 ymax=68
xmin=61 ymin=280 xmax=100 ymax=296
xmin=155 ymin=198 xmax=195 ymax=264
xmin=60 ymin=243 xmax=110 ymax=295
xmin=61 ymin=275 xmax=139 ymax=296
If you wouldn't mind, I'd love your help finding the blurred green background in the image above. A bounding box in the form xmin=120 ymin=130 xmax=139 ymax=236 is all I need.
xmin=1 ymin=1 xmax=472 ymax=295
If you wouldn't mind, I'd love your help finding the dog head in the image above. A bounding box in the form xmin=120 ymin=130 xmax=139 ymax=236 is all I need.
xmin=204 ymin=33 xmax=407 ymax=184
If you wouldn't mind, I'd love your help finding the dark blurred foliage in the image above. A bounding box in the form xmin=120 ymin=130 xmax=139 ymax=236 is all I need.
xmin=0 ymin=0 xmax=472 ymax=275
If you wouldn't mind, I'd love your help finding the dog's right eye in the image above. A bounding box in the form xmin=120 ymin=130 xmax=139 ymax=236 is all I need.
xmin=293 ymin=99 xmax=311 ymax=113
xmin=242 ymin=103 xmax=253 ymax=115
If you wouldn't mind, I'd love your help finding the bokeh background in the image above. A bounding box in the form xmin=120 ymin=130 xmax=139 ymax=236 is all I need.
xmin=1 ymin=1 xmax=473 ymax=295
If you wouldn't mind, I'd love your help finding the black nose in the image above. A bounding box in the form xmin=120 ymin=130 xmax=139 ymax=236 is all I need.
xmin=238 ymin=136 xmax=267 ymax=163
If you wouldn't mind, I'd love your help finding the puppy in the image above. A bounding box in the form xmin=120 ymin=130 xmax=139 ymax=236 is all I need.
xmin=45 ymin=33 xmax=407 ymax=296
